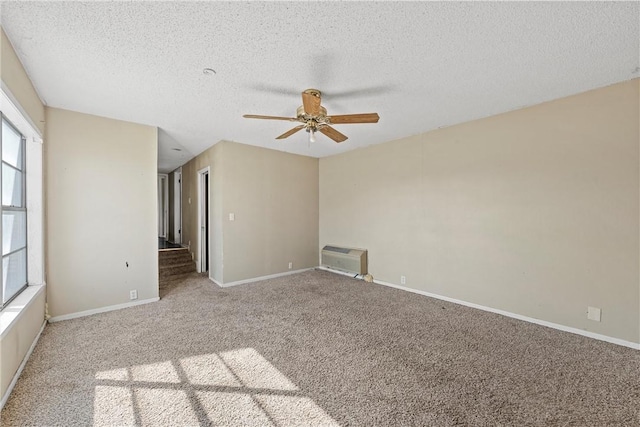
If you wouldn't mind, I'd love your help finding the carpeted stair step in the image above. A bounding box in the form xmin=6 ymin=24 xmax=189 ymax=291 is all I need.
xmin=159 ymin=248 xmax=192 ymax=263
xmin=159 ymin=262 xmax=195 ymax=279
xmin=159 ymin=254 xmax=193 ymax=267
xmin=158 ymin=248 xmax=196 ymax=284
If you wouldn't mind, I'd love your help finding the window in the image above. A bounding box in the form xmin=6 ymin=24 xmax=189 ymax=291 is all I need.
xmin=1 ymin=115 xmax=27 ymax=307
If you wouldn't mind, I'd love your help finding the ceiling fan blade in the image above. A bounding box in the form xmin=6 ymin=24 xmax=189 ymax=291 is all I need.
xmin=319 ymin=126 xmax=348 ymax=143
xmin=328 ymin=113 xmax=380 ymax=124
xmin=243 ymin=114 xmax=298 ymax=121
xmin=302 ymin=89 xmax=322 ymax=115
xmin=276 ymin=125 xmax=305 ymax=139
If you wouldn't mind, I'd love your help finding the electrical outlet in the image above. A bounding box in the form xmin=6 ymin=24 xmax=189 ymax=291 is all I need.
xmin=288 ymin=262 xmax=293 ymax=270
xmin=400 ymin=275 xmax=406 ymax=285
xmin=587 ymin=306 xmax=601 ymax=322
xmin=129 ymin=290 xmax=138 ymax=300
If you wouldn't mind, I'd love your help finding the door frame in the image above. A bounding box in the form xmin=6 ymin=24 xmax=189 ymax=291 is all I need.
xmin=174 ymin=168 xmax=182 ymax=244
xmin=157 ymin=173 xmax=169 ymax=238
xmin=196 ymin=166 xmax=210 ymax=273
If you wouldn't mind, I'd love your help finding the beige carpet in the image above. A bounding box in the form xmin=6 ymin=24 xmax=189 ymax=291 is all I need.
xmin=2 ymin=269 xmax=639 ymax=426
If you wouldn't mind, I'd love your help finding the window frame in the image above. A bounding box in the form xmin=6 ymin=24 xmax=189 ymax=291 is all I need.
xmin=0 ymin=112 xmax=28 ymax=309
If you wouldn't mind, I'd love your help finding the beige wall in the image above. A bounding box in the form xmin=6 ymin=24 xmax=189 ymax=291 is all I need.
xmin=45 ymin=108 xmax=158 ymax=318
xmin=0 ymin=289 xmax=45 ymax=398
xmin=0 ymin=27 xmax=46 ymax=402
xmin=320 ymin=79 xmax=640 ymax=344
xmin=222 ymin=142 xmax=319 ymax=283
xmin=181 ymin=141 xmax=319 ymax=284
xmin=0 ymin=29 xmax=45 ymax=135
xmin=181 ymin=142 xmax=224 ymax=282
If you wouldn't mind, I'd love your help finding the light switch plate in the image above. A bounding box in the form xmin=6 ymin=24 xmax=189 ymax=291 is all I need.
xmin=229 ymin=213 xmax=235 ymax=221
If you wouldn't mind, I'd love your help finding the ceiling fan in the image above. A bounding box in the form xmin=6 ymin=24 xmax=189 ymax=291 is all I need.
xmin=243 ymin=88 xmax=379 ymax=143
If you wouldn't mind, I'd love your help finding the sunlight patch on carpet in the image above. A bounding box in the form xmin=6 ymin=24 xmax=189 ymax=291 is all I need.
xmin=93 ymin=348 xmax=337 ymax=426
xmin=257 ymin=395 xmax=340 ymax=427
xmin=220 ymin=347 xmax=299 ymax=391
xmin=135 ymin=388 xmax=199 ymax=425
xmin=196 ymin=391 xmax=274 ymax=426
xmin=180 ymin=353 xmax=242 ymax=387
xmin=93 ymin=386 xmax=135 ymax=426
xmin=130 ymin=360 xmax=181 ymax=383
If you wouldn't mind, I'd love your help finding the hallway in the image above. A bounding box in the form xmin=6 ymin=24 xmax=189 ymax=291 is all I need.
xmin=158 ymin=237 xmax=181 ymax=250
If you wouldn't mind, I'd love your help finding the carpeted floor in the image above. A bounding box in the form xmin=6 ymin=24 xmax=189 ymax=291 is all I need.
xmin=2 ymin=269 xmax=639 ymax=426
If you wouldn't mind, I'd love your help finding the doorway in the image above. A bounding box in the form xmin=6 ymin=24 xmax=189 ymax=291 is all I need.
xmin=174 ymin=168 xmax=182 ymax=245
xmin=197 ymin=167 xmax=210 ymax=273
xmin=157 ymin=174 xmax=168 ymax=238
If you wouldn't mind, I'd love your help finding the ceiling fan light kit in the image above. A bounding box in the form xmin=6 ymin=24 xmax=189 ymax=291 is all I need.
xmin=243 ymin=88 xmax=379 ymax=143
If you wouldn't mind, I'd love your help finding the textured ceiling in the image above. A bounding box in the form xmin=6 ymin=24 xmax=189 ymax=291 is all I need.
xmin=1 ymin=2 xmax=638 ymax=172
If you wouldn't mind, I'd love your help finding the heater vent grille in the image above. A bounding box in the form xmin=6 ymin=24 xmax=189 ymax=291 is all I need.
xmin=321 ymin=245 xmax=368 ymax=275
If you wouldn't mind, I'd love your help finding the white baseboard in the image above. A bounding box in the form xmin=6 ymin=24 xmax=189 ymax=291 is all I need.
xmin=211 ymin=268 xmax=312 ymax=288
xmin=319 ymin=268 xmax=640 ymax=350
xmin=1 ymin=320 xmax=46 ymax=410
xmin=48 ymin=297 xmax=160 ymax=323
xmin=372 ymin=278 xmax=640 ymax=350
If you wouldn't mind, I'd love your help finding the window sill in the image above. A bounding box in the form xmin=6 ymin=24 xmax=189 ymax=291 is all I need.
xmin=0 ymin=284 xmax=45 ymax=339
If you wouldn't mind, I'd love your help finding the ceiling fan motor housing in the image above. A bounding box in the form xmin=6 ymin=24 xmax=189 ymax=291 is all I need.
xmin=303 ymin=88 xmax=322 ymax=98
xmin=296 ymin=105 xmax=328 ymax=130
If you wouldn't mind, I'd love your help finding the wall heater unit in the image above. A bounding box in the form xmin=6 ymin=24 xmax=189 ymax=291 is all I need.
xmin=321 ymin=245 xmax=368 ymax=275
